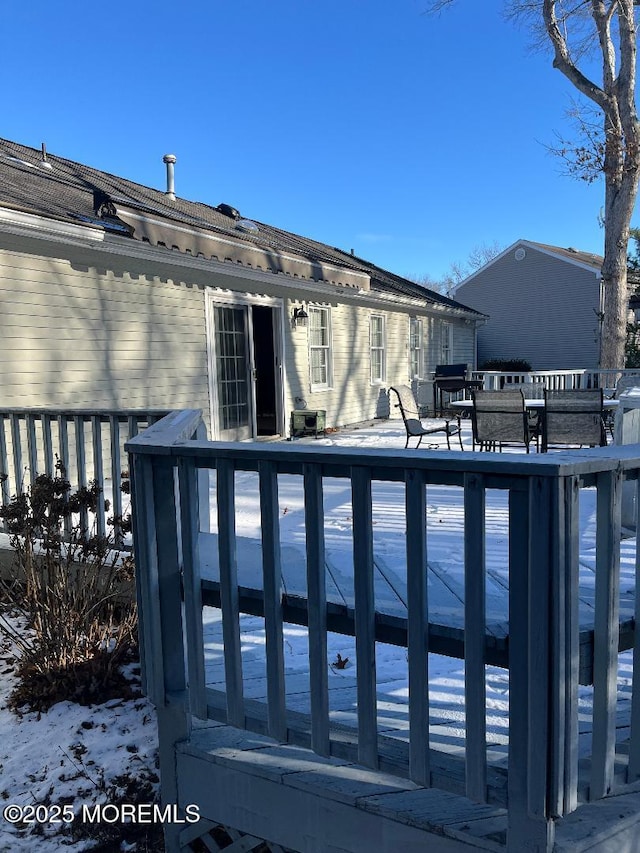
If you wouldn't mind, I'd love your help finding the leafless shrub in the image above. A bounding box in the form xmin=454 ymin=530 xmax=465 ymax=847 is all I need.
xmin=0 ymin=461 xmax=138 ymax=711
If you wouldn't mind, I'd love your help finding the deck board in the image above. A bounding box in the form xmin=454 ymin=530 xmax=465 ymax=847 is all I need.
xmin=198 ymin=530 xmax=635 ymax=683
xmin=177 ymin=721 xmax=509 ymax=853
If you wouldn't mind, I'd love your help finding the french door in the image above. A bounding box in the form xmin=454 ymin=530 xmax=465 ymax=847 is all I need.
xmin=210 ymin=299 xmax=283 ymax=441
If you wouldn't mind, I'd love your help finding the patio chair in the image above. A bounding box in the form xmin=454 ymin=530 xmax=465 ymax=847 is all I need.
xmin=471 ymin=389 xmax=533 ymax=453
xmin=541 ymin=389 xmax=606 ymax=453
xmin=390 ymin=385 xmax=462 ymax=450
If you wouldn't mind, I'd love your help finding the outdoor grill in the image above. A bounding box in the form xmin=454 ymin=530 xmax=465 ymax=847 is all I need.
xmin=433 ymin=363 xmax=483 ymax=415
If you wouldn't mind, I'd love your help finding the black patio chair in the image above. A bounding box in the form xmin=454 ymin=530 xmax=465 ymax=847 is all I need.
xmin=541 ymin=389 xmax=606 ymax=452
xmin=471 ymin=389 xmax=533 ymax=453
xmin=390 ymin=385 xmax=463 ymax=450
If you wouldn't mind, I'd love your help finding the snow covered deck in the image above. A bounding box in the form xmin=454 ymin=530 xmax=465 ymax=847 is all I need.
xmin=127 ymin=411 xmax=640 ymax=853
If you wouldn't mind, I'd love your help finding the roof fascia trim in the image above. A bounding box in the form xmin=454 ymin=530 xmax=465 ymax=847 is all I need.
xmin=0 ymin=205 xmax=107 ymax=243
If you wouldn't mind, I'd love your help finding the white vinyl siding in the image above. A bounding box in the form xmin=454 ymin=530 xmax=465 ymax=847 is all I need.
xmin=308 ymin=305 xmax=332 ymax=389
xmin=0 ymin=237 xmax=210 ymax=413
xmin=0 ymin=231 xmax=477 ymax=435
xmin=370 ymin=314 xmax=386 ymax=383
xmin=410 ymin=317 xmax=423 ymax=378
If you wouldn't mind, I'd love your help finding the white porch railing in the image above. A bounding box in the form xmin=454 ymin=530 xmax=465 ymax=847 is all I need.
xmin=127 ymin=410 xmax=640 ymax=852
xmin=0 ymin=407 xmax=171 ymax=544
xmin=472 ymin=368 xmax=640 ymax=393
xmin=416 ymin=369 xmax=640 ymax=414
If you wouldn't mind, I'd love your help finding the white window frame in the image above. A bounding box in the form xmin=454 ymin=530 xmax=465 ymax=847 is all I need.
xmin=308 ymin=305 xmax=332 ymax=390
xmin=440 ymin=321 xmax=453 ymax=365
xmin=409 ymin=317 xmax=423 ymax=378
xmin=370 ymin=313 xmax=386 ymax=384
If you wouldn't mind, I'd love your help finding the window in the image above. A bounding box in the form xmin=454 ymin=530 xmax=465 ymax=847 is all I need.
xmin=440 ymin=322 xmax=453 ymax=365
xmin=409 ymin=317 xmax=423 ymax=378
xmin=370 ymin=314 xmax=386 ymax=383
xmin=309 ymin=306 xmax=332 ymax=389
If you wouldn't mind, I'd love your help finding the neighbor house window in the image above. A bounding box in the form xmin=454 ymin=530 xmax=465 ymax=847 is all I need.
xmin=370 ymin=314 xmax=386 ymax=383
xmin=409 ymin=317 xmax=423 ymax=378
xmin=309 ymin=306 xmax=332 ymax=389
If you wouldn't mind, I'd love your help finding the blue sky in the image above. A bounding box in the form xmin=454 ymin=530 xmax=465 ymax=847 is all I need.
xmin=4 ymin=1 xmax=620 ymax=280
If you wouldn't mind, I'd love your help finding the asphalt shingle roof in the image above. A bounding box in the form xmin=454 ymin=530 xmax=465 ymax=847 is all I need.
xmin=527 ymin=240 xmax=604 ymax=270
xmin=0 ymin=137 xmax=482 ymax=316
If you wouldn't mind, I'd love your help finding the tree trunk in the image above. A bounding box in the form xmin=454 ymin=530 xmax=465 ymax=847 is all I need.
xmin=599 ymin=168 xmax=639 ymax=368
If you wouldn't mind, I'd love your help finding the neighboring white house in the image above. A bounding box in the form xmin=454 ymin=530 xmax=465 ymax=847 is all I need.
xmin=0 ymin=137 xmax=482 ymax=437
xmin=454 ymin=239 xmax=604 ymax=370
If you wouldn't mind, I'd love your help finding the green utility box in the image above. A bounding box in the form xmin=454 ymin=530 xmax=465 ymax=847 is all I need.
xmin=290 ymin=409 xmax=326 ymax=439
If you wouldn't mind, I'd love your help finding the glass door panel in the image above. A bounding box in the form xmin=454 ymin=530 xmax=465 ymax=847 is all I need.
xmin=215 ymin=306 xmax=252 ymax=441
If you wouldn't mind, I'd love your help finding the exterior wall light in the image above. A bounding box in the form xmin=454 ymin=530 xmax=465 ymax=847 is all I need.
xmin=292 ymin=305 xmax=309 ymax=327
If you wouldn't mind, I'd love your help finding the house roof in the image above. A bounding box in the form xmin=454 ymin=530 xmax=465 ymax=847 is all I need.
xmin=525 ymin=240 xmax=603 ymax=270
xmin=0 ymin=137 xmax=483 ymax=318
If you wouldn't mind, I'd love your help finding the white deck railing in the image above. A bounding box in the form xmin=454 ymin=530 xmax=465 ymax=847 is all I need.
xmin=0 ymin=407 xmax=171 ymax=544
xmin=127 ymin=410 xmax=640 ymax=852
xmin=472 ymin=368 xmax=640 ymax=393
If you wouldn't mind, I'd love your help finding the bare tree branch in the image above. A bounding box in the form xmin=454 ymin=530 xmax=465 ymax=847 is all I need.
xmin=424 ymin=0 xmax=640 ymax=366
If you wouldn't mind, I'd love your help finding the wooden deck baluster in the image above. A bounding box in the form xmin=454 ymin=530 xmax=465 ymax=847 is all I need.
xmin=304 ymin=463 xmax=330 ymax=756
xmin=629 ymin=477 xmax=640 ymax=782
xmin=26 ymin=414 xmax=37 ymax=486
xmin=178 ymin=457 xmax=207 ymax=720
xmin=406 ymin=469 xmax=429 ymax=785
xmin=57 ymin=415 xmax=71 ymax=538
xmin=464 ymin=472 xmax=487 ymax=802
xmin=10 ymin=414 xmax=23 ymax=492
xmin=217 ymin=458 xmax=245 ymax=728
xmin=74 ymin=415 xmax=89 ymax=533
xmin=91 ymin=416 xmax=106 ymax=537
xmin=259 ymin=461 xmax=287 ymax=741
xmin=591 ymin=468 xmax=622 ymax=800
xmin=550 ymin=475 xmax=580 ymax=816
xmin=352 ymin=466 xmax=378 ymax=769
xmin=109 ymin=417 xmax=123 ymax=546
xmin=0 ymin=416 xmax=9 ymax=509
xmin=42 ymin=414 xmax=54 ymax=477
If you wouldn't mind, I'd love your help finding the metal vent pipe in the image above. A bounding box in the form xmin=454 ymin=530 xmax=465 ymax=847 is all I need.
xmin=163 ymin=154 xmax=177 ymax=200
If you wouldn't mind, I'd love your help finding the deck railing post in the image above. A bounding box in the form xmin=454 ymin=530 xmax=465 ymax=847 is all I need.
xmin=130 ymin=451 xmax=189 ymax=852
xmin=507 ymin=476 xmax=556 ymax=852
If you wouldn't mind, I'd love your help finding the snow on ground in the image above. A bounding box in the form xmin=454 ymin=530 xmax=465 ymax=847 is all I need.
xmin=0 ymin=615 xmax=159 ymax=852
